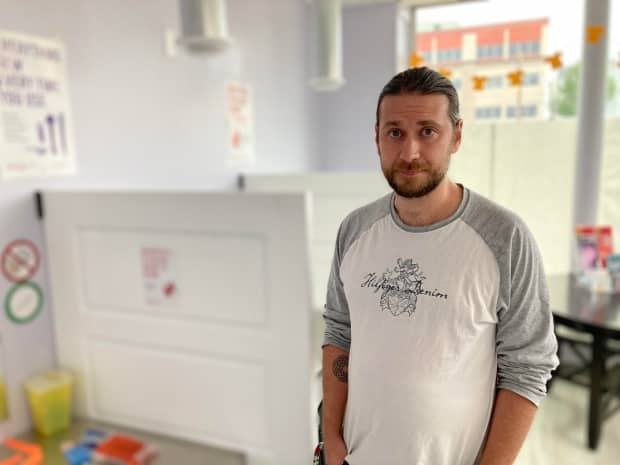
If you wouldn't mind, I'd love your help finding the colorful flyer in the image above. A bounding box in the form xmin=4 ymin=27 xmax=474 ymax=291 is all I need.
xmin=0 ymin=29 xmax=76 ymax=178
xmin=141 ymin=247 xmax=178 ymax=306
xmin=226 ymin=82 xmax=255 ymax=167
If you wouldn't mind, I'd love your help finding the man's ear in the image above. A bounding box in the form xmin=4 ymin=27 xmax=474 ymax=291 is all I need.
xmin=375 ymin=124 xmax=380 ymax=155
xmin=451 ymin=119 xmax=463 ymax=154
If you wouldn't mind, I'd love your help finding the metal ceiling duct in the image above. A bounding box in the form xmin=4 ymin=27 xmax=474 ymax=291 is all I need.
xmin=178 ymin=0 xmax=232 ymax=54
xmin=310 ymin=0 xmax=346 ymax=92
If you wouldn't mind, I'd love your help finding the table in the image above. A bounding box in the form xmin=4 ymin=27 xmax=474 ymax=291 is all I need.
xmin=0 ymin=418 xmax=245 ymax=465
xmin=548 ymin=274 xmax=620 ymax=450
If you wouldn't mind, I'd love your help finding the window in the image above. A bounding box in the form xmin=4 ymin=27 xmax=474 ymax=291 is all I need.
xmin=486 ymin=75 xmax=504 ymax=88
xmin=477 ymin=44 xmax=503 ymax=59
xmin=437 ymin=48 xmax=462 ymax=63
xmin=510 ymin=41 xmax=540 ymax=57
xmin=523 ymin=72 xmax=539 ymax=86
xmin=506 ymin=105 xmax=538 ymax=118
xmin=452 ymin=78 xmax=462 ymax=90
xmin=475 ymin=106 xmax=502 ymax=119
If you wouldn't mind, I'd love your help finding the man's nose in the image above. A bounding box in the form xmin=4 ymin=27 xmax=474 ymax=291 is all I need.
xmin=399 ymin=137 xmax=420 ymax=162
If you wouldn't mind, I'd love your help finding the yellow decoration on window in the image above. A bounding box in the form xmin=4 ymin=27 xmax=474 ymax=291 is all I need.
xmin=472 ymin=76 xmax=488 ymax=91
xmin=544 ymin=52 xmax=563 ymax=70
xmin=586 ymin=25 xmax=605 ymax=44
xmin=409 ymin=52 xmax=424 ymax=68
xmin=507 ymin=70 xmax=524 ymax=86
xmin=438 ymin=68 xmax=453 ymax=79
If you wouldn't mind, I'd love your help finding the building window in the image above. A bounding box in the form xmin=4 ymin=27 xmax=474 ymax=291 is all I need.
xmin=486 ymin=75 xmax=504 ymax=88
xmin=510 ymin=41 xmax=540 ymax=57
xmin=475 ymin=106 xmax=502 ymax=119
xmin=477 ymin=44 xmax=503 ymax=59
xmin=523 ymin=72 xmax=539 ymax=86
xmin=506 ymin=105 xmax=538 ymax=118
xmin=437 ymin=48 xmax=462 ymax=63
xmin=452 ymin=78 xmax=462 ymax=90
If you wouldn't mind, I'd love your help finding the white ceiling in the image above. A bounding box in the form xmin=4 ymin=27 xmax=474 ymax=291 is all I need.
xmin=341 ymin=0 xmax=483 ymax=7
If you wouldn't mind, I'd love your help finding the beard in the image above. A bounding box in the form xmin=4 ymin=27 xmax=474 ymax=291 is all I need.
xmin=382 ymin=160 xmax=447 ymax=198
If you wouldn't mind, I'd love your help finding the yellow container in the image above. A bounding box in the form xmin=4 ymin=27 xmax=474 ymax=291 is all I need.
xmin=25 ymin=370 xmax=73 ymax=436
xmin=0 ymin=375 xmax=8 ymax=420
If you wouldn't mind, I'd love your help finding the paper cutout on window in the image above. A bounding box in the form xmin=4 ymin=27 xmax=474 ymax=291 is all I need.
xmin=409 ymin=52 xmax=424 ymax=68
xmin=586 ymin=25 xmax=605 ymax=44
xmin=472 ymin=76 xmax=488 ymax=91
xmin=507 ymin=70 xmax=524 ymax=86
xmin=438 ymin=68 xmax=453 ymax=79
xmin=544 ymin=52 xmax=563 ymax=70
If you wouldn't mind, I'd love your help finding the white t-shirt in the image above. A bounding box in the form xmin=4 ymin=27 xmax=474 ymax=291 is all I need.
xmin=323 ymin=187 xmax=558 ymax=465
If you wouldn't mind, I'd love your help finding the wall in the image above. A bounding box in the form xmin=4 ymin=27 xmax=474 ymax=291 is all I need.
xmin=0 ymin=0 xmax=317 ymax=435
xmin=317 ymin=3 xmax=399 ymax=172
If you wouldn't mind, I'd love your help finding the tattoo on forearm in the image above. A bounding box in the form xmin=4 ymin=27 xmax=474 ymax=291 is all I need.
xmin=332 ymin=355 xmax=349 ymax=383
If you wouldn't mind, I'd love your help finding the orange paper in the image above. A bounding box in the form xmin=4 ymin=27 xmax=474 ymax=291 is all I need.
xmin=472 ymin=76 xmax=488 ymax=91
xmin=507 ymin=70 xmax=524 ymax=86
xmin=544 ymin=52 xmax=563 ymax=69
xmin=438 ymin=68 xmax=453 ymax=78
xmin=409 ymin=52 xmax=424 ymax=68
xmin=586 ymin=25 xmax=605 ymax=44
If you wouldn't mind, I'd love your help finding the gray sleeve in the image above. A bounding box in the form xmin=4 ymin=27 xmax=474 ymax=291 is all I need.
xmin=322 ymin=222 xmax=352 ymax=352
xmin=495 ymin=222 xmax=559 ymax=406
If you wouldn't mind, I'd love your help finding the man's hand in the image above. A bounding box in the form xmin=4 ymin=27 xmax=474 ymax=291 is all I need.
xmin=324 ymin=435 xmax=348 ymax=465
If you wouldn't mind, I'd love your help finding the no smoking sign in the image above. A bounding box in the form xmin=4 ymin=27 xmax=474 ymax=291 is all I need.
xmin=1 ymin=239 xmax=41 ymax=283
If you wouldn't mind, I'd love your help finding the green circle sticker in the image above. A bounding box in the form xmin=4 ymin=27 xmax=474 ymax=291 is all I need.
xmin=4 ymin=282 xmax=43 ymax=324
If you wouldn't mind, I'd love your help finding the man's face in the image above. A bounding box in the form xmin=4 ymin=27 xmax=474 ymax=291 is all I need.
xmin=375 ymin=93 xmax=462 ymax=198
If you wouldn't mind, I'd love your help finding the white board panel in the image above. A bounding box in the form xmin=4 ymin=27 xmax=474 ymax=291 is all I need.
xmin=78 ymin=229 xmax=268 ymax=325
xmin=88 ymin=338 xmax=268 ymax=448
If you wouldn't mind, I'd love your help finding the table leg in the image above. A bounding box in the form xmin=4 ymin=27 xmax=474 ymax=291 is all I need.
xmin=588 ymin=335 xmax=606 ymax=449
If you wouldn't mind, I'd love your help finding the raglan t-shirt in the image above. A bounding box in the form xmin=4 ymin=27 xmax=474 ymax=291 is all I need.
xmin=323 ymin=187 xmax=559 ymax=465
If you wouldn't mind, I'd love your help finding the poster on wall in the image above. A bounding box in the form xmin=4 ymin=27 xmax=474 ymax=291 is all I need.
xmin=0 ymin=29 xmax=76 ymax=178
xmin=226 ymin=81 xmax=255 ymax=167
xmin=141 ymin=247 xmax=178 ymax=306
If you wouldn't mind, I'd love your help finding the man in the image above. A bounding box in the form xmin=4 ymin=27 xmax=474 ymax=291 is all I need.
xmin=321 ymin=67 xmax=559 ymax=465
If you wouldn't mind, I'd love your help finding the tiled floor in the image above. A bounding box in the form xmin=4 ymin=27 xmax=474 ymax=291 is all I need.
xmin=516 ymin=381 xmax=620 ymax=465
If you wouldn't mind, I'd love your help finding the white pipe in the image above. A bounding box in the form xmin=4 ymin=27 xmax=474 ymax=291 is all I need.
xmin=573 ymin=0 xmax=610 ymax=226
xmin=178 ymin=0 xmax=231 ymax=54
xmin=310 ymin=0 xmax=345 ymax=92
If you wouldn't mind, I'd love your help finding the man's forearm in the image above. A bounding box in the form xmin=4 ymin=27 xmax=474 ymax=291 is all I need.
xmin=322 ymin=344 xmax=349 ymax=438
xmin=478 ymin=389 xmax=537 ymax=465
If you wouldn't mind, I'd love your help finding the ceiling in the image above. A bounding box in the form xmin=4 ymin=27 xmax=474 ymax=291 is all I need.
xmin=341 ymin=0 xmax=483 ymax=7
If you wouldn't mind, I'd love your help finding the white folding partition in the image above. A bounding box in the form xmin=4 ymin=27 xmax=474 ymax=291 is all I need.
xmin=599 ymin=118 xmax=620 ymax=250
xmin=241 ymin=173 xmax=390 ymax=312
xmin=493 ymin=120 xmax=578 ymax=274
xmin=43 ymin=191 xmax=314 ymax=465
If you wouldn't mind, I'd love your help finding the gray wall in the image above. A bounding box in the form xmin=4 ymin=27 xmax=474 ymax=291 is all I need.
xmin=0 ymin=0 xmax=317 ymax=435
xmin=317 ymin=3 xmax=399 ymax=172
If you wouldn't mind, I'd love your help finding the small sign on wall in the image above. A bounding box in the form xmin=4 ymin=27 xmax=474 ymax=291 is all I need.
xmin=1 ymin=238 xmax=41 ymax=283
xmin=0 ymin=29 xmax=76 ymax=178
xmin=4 ymin=281 xmax=43 ymax=324
xmin=226 ymin=82 xmax=255 ymax=167
xmin=141 ymin=247 xmax=177 ymax=306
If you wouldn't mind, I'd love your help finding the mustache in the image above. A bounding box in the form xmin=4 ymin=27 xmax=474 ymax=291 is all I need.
xmin=392 ymin=161 xmax=429 ymax=171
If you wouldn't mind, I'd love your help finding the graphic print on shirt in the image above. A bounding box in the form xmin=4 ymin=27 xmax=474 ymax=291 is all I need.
xmin=360 ymin=258 xmax=448 ymax=317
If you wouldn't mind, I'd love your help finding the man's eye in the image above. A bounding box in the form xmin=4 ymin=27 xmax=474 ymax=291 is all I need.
xmin=388 ymin=129 xmax=402 ymax=138
xmin=421 ymin=128 xmax=436 ymax=137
